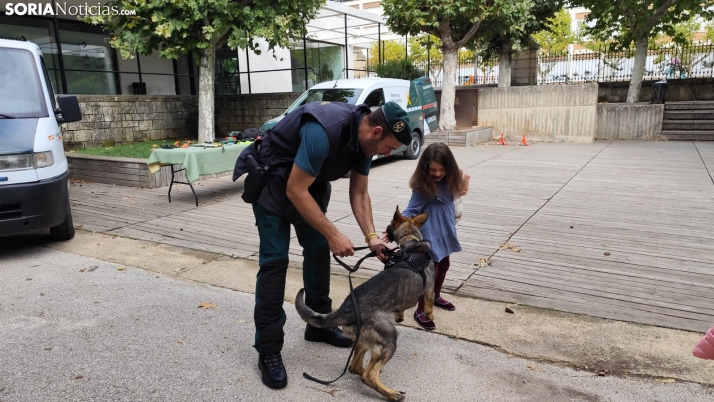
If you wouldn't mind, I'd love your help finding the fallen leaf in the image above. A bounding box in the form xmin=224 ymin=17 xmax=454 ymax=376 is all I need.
xmin=236 ymin=319 xmax=246 ymax=324
xmin=117 ymin=267 xmax=126 ymax=271
xmin=79 ymin=268 xmax=86 ymax=272
xmin=507 ymin=353 xmax=513 ymax=359
xmin=413 ymin=352 xmax=418 ymax=356
xmin=527 ymin=366 xmax=537 ymax=371
xmin=177 ymin=340 xmax=185 ymax=345
xmin=604 ymin=252 xmax=611 ymax=256
xmin=74 ymin=375 xmax=84 ymax=380
xmin=505 ymin=307 xmax=514 ymax=314
xmin=500 ymin=243 xmax=522 ymax=252
xmin=26 ymin=278 xmax=32 ymax=281
xmin=476 ymin=258 xmax=491 ymax=267
xmin=198 ymin=302 xmax=217 ymax=310
xmin=655 ymin=378 xmax=675 ymax=383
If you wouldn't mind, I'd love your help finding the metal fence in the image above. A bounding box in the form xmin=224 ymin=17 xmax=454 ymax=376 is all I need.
xmin=407 ymin=42 xmax=714 ymax=87
xmin=538 ymin=42 xmax=714 ymax=84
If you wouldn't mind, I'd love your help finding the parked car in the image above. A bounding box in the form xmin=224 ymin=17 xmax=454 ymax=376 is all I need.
xmin=0 ymin=38 xmax=83 ymax=240
xmin=261 ymin=77 xmax=438 ymax=160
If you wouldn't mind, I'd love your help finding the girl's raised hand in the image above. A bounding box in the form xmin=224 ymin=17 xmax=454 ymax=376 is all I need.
xmin=460 ymin=174 xmax=471 ymax=197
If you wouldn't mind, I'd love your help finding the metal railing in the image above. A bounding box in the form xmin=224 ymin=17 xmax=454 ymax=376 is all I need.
xmin=400 ymin=41 xmax=714 ymax=87
xmin=538 ymin=42 xmax=714 ymax=84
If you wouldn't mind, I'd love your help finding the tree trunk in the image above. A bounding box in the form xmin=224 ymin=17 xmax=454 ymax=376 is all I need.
xmin=498 ymin=43 xmax=512 ymax=88
xmin=198 ymin=46 xmax=216 ymax=143
xmin=439 ymin=48 xmax=457 ymax=131
xmin=626 ymin=37 xmax=648 ymax=103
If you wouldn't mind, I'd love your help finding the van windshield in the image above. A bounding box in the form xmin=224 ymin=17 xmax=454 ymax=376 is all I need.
xmin=0 ymin=48 xmax=48 ymax=119
xmin=286 ymin=88 xmax=363 ymax=114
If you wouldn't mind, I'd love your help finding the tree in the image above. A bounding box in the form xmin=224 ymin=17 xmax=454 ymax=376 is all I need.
xmin=87 ymin=0 xmax=323 ymax=142
xmin=533 ymin=8 xmax=579 ymax=53
xmin=382 ymin=0 xmax=532 ymax=130
xmin=474 ymin=0 xmax=562 ymax=87
xmin=368 ymin=37 xmax=443 ymax=67
xmin=572 ymin=0 xmax=712 ymax=103
xmin=368 ymin=40 xmax=408 ymax=66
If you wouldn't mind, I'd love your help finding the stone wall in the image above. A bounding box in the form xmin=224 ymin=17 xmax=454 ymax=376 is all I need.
xmin=62 ymin=95 xmax=198 ymax=149
xmin=596 ymin=104 xmax=664 ymax=140
xmin=599 ymin=78 xmax=714 ymax=103
xmin=477 ymin=83 xmax=598 ymax=142
xmin=214 ymin=92 xmax=302 ymax=136
xmin=62 ymin=93 xmax=303 ymax=148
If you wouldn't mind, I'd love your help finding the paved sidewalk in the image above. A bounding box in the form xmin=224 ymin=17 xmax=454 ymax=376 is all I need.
xmin=67 ymin=141 xmax=714 ymax=333
xmin=3 ymin=242 xmax=713 ymax=401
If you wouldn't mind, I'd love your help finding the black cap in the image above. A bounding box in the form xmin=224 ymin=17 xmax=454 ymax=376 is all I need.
xmin=381 ymin=102 xmax=412 ymax=145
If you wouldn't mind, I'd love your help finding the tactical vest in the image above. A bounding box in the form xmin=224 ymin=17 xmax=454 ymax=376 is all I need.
xmin=233 ymin=102 xmax=371 ymax=222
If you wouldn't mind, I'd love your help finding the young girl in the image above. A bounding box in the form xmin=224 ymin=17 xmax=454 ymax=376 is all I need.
xmin=392 ymin=142 xmax=469 ymax=330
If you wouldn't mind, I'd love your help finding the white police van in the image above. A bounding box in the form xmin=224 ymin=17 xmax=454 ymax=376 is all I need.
xmin=0 ymin=38 xmax=83 ymax=240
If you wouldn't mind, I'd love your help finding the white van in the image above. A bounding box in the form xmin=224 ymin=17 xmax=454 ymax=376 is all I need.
xmin=0 ymin=39 xmax=83 ymax=240
xmin=261 ymin=77 xmax=439 ymax=160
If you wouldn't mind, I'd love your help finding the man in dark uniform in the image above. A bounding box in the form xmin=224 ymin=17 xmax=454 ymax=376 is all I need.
xmin=233 ymin=101 xmax=413 ymax=389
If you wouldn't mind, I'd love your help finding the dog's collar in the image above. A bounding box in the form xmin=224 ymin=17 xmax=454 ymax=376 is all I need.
xmin=400 ymin=240 xmax=420 ymax=252
xmin=398 ymin=235 xmax=421 ymax=246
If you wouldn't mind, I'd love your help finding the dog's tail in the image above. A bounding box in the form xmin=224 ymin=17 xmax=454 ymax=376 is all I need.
xmin=295 ymin=288 xmax=349 ymax=328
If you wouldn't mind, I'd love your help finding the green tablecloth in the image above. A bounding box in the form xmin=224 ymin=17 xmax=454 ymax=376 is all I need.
xmin=146 ymin=142 xmax=249 ymax=184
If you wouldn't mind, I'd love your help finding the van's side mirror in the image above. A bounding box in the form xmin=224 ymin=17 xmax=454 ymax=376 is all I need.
xmin=56 ymin=95 xmax=82 ymax=124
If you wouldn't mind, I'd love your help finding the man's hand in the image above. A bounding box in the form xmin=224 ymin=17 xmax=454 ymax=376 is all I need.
xmin=368 ymin=237 xmax=389 ymax=261
xmin=328 ymin=231 xmax=354 ymax=258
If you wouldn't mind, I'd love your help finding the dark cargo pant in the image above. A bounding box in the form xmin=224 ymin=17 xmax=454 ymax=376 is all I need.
xmin=252 ymin=203 xmax=332 ymax=356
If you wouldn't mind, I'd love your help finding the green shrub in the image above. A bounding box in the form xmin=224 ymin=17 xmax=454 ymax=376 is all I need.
xmin=375 ymin=60 xmax=424 ymax=80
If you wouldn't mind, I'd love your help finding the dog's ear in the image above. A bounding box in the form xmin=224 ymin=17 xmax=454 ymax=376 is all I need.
xmin=411 ymin=213 xmax=429 ymax=228
xmin=392 ymin=206 xmax=404 ymax=224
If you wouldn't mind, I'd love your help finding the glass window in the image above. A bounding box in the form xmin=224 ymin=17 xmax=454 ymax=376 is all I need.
xmin=363 ymin=89 xmax=385 ymax=108
xmin=0 ymin=16 xmax=119 ymax=94
xmin=291 ymin=41 xmax=344 ymax=92
xmin=40 ymin=56 xmax=56 ymax=110
xmin=176 ymin=55 xmax=195 ymax=95
xmin=285 ymin=88 xmax=363 ymax=113
xmin=0 ymin=48 xmax=48 ymax=118
xmin=57 ymin=22 xmax=117 ymax=94
xmin=215 ymin=46 xmax=239 ymax=95
xmin=0 ymin=16 xmax=62 ymax=93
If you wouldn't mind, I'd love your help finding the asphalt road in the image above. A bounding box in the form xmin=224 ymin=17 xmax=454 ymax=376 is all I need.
xmin=1 ymin=242 xmax=712 ymax=402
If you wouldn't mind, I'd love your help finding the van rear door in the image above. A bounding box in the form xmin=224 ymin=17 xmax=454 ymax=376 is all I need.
xmin=413 ymin=77 xmax=438 ymax=133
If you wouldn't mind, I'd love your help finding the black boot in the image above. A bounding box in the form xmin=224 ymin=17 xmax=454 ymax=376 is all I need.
xmin=304 ymin=325 xmax=353 ymax=348
xmin=258 ymin=353 xmax=287 ymax=389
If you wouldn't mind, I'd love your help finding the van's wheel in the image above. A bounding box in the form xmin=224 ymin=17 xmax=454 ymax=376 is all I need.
xmin=50 ymin=197 xmax=75 ymax=241
xmin=404 ymin=131 xmax=422 ymax=160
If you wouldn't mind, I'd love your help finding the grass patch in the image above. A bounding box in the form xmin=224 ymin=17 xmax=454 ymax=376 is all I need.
xmin=70 ymin=139 xmax=194 ymax=159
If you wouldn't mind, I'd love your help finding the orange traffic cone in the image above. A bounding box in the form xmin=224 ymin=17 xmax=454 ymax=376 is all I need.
xmin=518 ymin=133 xmax=530 ymax=146
xmin=496 ymin=132 xmax=508 ymax=146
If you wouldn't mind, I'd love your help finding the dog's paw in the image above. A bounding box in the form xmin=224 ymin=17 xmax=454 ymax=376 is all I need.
xmin=426 ymin=312 xmax=434 ymax=320
xmin=394 ymin=313 xmax=404 ymax=323
xmin=389 ymin=391 xmax=406 ymax=401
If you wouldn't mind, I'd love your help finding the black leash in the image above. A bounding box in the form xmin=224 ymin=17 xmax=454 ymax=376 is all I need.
xmin=302 ymin=246 xmax=377 ymax=385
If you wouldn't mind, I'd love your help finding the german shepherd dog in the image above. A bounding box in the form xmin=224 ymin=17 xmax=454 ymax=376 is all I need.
xmin=295 ymin=207 xmax=435 ymax=401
